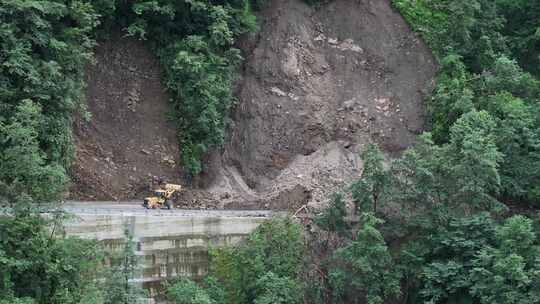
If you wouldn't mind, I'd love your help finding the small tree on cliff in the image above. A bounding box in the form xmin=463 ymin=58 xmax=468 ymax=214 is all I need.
xmin=351 ymin=144 xmax=391 ymax=215
xmin=315 ymin=192 xmax=351 ymax=238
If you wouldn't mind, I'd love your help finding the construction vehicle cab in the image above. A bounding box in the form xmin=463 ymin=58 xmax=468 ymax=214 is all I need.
xmin=143 ymin=183 xmax=182 ymax=210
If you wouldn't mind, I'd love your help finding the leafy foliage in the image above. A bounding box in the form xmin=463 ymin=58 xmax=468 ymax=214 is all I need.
xmin=159 ymin=35 xmax=241 ymax=174
xmin=315 ymin=193 xmax=350 ymax=237
xmin=1 ymin=0 xmax=262 ymax=181
xmin=0 ymin=205 xmax=103 ymax=304
xmin=403 ymin=213 xmax=497 ymax=303
xmin=469 ymin=216 xmax=540 ymax=304
xmin=253 ymin=272 xmax=302 ymax=304
xmin=497 ymin=0 xmax=540 ymax=75
xmin=387 ymin=111 xmax=504 ymax=225
xmin=392 ymin=0 xmax=540 ymax=205
xmin=1 ymin=11 xmax=105 ymax=302
xmin=167 ymin=278 xmax=214 ymax=304
xmin=0 ymin=101 xmax=67 ymax=203
xmin=1 ymin=10 xmax=104 ymax=303
xmin=329 ymin=213 xmax=401 ymax=304
xmin=398 ymin=213 xmax=540 ymax=304
xmin=309 ymin=130 xmax=539 ymax=303
xmin=351 ymin=144 xmax=390 ymax=214
xmin=0 ymin=0 xmax=99 ymax=203
xmin=209 ymin=217 xmax=304 ymax=304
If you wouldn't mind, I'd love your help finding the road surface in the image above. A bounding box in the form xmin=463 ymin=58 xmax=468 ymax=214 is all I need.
xmin=62 ymin=201 xmax=274 ymax=218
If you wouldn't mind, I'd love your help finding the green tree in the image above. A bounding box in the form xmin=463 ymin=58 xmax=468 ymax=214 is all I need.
xmin=391 ymin=111 xmax=503 ymax=224
xmin=430 ymin=54 xmax=475 ymax=143
xmin=0 ymin=297 xmax=34 ymax=304
xmin=470 ymin=216 xmax=540 ymax=304
xmin=203 ymin=276 xmax=227 ymax=304
xmin=0 ymin=204 xmax=103 ymax=304
xmin=478 ymin=92 xmax=540 ymax=203
xmin=208 ymin=247 xmax=245 ymax=304
xmin=473 ymin=57 xmax=540 ymax=203
xmin=447 ymin=110 xmax=503 ymax=211
xmin=167 ymin=278 xmax=213 ymax=304
xmin=253 ymin=272 xmax=302 ymax=304
xmin=497 ymin=0 xmax=540 ymax=74
xmin=330 ymin=213 xmax=401 ymax=304
xmin=390 ymin=134 xmax=452 ymax=225
xmin=0 ymin=100 xmax=67 ymax=203
xmin=410 ymin=214 xmax=496 ymax=303
xmin=400 ymin=213 xmax=540 ymax=304
xmin=0 ymin=0 xmax=98 ymax=174
xmin=393 ymin=0 xmax=540 ymax=208
xmin=160 ymin=35 xmax=241 ymax=174
xmin=315 ymin=193 xmax=350 ymax=237
xmin=118 ymin=0 xmax=260 ymax=174
xmin=351 ymin=144 xmax=390 ymax=214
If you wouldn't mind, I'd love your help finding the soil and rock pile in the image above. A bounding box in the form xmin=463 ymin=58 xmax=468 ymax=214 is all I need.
xmin=69 ymin=0 xmax=437 ymax=210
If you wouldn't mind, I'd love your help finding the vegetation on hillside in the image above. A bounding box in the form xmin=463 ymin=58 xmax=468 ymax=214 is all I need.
xmin=393 ymin=0 xmax=540 ymax=204
xmin=0 ymin=3 xmax=102 ymax=300
xmin=1 ymin=1 xmax=99 ymax=205
xmin=0 ymin=206 xmax=103 ymax=304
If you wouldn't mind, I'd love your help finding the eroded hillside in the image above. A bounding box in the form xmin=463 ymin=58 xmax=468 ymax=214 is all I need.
xmin=70 ymin=31 xmax=182 ymax=200
xmin=70 ymin=0 xmax=436 ymax=208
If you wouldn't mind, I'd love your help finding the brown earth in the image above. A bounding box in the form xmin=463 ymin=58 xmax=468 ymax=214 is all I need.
xmin=69 ymin=31 xmax=182 ymax=200
xmin=69 ymin=0 xmax=437 ymax=209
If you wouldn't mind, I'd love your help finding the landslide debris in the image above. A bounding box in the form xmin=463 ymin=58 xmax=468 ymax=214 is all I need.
xmin=207 ymin=0 xmax=437 ymax=209
xmin=70 ymin=0 xmax=436 ymax=209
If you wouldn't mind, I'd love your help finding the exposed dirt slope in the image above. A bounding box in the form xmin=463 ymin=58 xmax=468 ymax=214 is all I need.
xmin=207 ymin=0 xmax=436 ymax=208
xmin=70 ymin=32 xmax=182 ymax=200
xmin=70 ymin=0 xmax=436 ymax=209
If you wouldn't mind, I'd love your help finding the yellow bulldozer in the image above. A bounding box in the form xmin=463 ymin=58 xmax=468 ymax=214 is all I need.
xmin=142 ymin=183 xmax=182 ymax=210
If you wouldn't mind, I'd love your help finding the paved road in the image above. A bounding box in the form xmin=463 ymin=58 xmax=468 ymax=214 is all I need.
xmin=62 ymin=201 xmax=274 ymax=217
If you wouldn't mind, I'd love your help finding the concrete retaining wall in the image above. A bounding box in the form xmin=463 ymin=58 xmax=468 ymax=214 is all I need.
xmin=63 ymin=213 xmax=268 ymax=295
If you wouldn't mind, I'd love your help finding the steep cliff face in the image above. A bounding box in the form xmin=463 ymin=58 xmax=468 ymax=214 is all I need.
xmin=71 ymin=0 xmax=436 ymax=208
